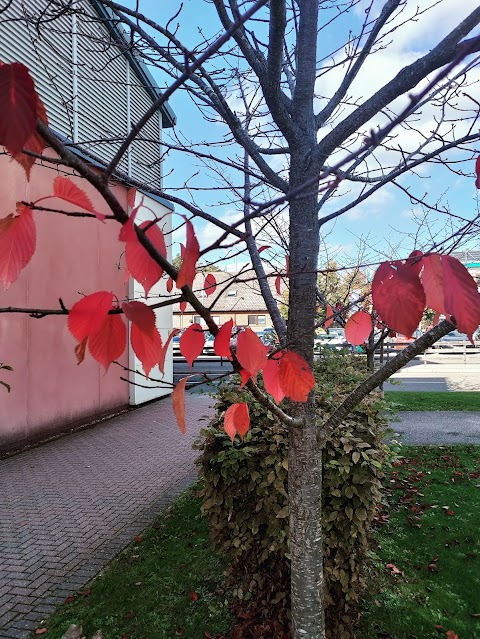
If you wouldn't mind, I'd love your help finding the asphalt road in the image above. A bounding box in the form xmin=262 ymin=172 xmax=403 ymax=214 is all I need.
xmin=394 ymin=411 xmax=480 ymax=444
xmin=174 ymin=355 xmax=480 ymax=444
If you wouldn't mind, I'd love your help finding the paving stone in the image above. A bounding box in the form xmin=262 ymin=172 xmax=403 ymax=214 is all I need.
xmin=0 ymin=395 xmax=213 ymax=637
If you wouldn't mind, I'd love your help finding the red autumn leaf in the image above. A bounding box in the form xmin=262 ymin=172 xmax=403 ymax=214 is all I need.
xmin=68 ymin=291 xmax=114 ymax=341
xmin=119 ymin=205 xmax=139 ymax=242
xmin=133 ymin=536 xmax=142 ymax=543
xmin=74 ymin=337 xmax=88 ymax=365
xmin=34 ymin=629 xmax=48 ymax=635
xmin=122 ymin=301 xmax=162 ymax=378
xmin=180 ymin=324 xmax=205 ymax=367
xmin=421 ymin=254 xmax=447 ymax=315
xmin=0 ymin=203 xmax=36 ymax=289
xmin=475 ymin=156 xmax=480 ymax=189
xmin=239 ymin=369 xmax=251 ymax=388
xmin=53 ymin=176 xmax=105 ymax=221
xmin=386 ymin=563 xmax=404 ymax=575
xmin=122 ymin=300 xmax=156 ymax=332
xmin=189 ymin=591 xmax=199 ymax=601
xmin=180 ymin=301 xmax=187 ymax=313
xmin=325 ymin=304 xmax=334 ymax=329
xmin=446 ymin=632 xmax=459 ymax=639
xmin=166 ymin=277 xmax=174 ymax=293
xmin=345 ymin=310 xmax=372 ymax=346
xmin=214 ymin=319 xmax=233 ymax=359
xmin=262 ymin=358 xmax=285 ymax=404
xmin=158 ymin=329 xmax=180 ymax=375
xmin=278 ymin=351 xmax=315 ymax=402
xmin=173 ymin=377 xmax=189 ymax=434
xmin=127 ymin=187 xmax=137 ymax=208
xmin=177 ymin=219 xmax=199 ymax=289
xmin=442 ymin=254 xmax=480 ymax=340
xmin=0 ymin=62 xmax=38 ymax=156
xmin=88 ymin=313 xmax=126 ymax=370
xmin=258 ymin=245 xmax=270 ymax=253
xmin=372 ymin=261 xmax=425 ymax=337
xmin=224 ymin=402 xmax=250 ymax=442
xmin=275 ymin=275 xmax=282 ymax=295
xmin=405 ymin=249 xmax=423 ymax=275
xmin=204 ymin=273 xmax=217 ymax=296
xmin=236 ymin=328 xmax=268 ymax=378
xmin=180 ymin=243 xmax=185 ymax=259
xmin=130 ymin=321 xmax=162 ymax=377
xmin=14 ymin=97 xmax=48 ymax=180
xmin=125 ymin=220 xmax=167 ymax=297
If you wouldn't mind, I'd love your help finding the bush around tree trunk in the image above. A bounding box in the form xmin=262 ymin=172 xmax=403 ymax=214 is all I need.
xmin=196 ymin=348 xmax=393 ymax=639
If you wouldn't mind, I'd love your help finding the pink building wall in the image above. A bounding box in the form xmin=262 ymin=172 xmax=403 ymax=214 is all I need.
xmin=0 ymin=155 xmax=129 ymax=452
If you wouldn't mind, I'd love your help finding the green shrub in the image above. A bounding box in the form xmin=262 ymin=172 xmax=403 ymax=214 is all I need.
xmin=196 ymin=349 xmax=391 ymax=639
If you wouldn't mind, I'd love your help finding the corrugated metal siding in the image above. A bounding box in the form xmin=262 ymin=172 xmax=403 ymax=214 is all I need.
xmin=0 ymin=0 xmax=162 ymax=186
xmin=76 ymin=2 xmax=129 ymax=172
xmin=130 ymin=79 xmax=162 ymax=187
xmin=0 ymin=1 xmax=73 ymax=138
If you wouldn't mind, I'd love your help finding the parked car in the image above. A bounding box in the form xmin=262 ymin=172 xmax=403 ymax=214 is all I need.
xmin=314 ymin=327 xmax=348 ymax=350
xmin=390 ymin=328 xmax=423 ymax=349
xmin=261 ymin=327 xmax=279 ymax=346
xmin=434 ymin=330 xmax=475 ymax=348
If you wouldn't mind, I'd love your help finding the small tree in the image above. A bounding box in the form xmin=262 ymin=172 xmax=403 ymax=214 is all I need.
xmin=1 ymin=2 xmax=480 ymax=638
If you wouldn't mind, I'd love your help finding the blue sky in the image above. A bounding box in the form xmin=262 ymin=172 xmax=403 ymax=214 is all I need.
xmin=124 ymin=0 xmax=480 ymax=271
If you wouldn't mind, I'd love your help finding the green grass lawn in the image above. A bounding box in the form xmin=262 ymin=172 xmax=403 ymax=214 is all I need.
xmin=32 ymin=448 xmax=480 ymax=639
xmin=385 ymin=391 xmax=480 ymax=411
xmin=361 ymin=445 xmax=480 ymax=639
xmin=31 ymin=487 xmax=231 ymax=639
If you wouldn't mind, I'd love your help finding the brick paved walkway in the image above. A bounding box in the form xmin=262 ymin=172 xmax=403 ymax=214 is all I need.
xmin=0 ymin=394 xmax=214 ymax=639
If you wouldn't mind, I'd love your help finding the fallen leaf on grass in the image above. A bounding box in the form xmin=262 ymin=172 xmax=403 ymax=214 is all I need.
xmin=35 ymin=630 xmax=48 ymax=636
xmin=189 ymin=591 xmax=199 ymax=601
xmin=446 ymin=632 xmax=459 ymax=639
xmin=133 ymin=535 xmax=142 ymax=542
xmin=386 ymin=563 xmax=404 ymax=576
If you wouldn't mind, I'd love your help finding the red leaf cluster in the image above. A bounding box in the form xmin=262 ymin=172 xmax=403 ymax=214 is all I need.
xmin=123 ymin=218 xmax=167 ymax=297
xmin=68 ymin=291 xmax=126 ymax=370
xmin=278 ymin=351 xmax=315 ymax=402
xmin=224 ymin=402 xmax=250 ymax=442
xmin=0 ymin=62 xmax=50 ymax=178
xmin=372 ymin=252 xmax=480 ymax=341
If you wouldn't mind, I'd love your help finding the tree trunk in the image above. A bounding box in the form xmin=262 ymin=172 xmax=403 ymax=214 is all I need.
xmin=288 ymin=149 xmax=324 ymax=639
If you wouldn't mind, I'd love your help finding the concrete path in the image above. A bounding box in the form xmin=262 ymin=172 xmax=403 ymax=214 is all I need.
xmin=394 ymin=411 xmax=480 ymax=445
xmin=0 ymin=395 xmax=215 ymax=639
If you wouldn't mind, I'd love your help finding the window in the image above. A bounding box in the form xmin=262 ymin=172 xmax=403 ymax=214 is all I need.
xmin=227 ymin=290 xmax=237 ymax=296
xmin=193 ymin=316 xmax=202 ymax=324
xmin=248 ymin=315 xmax=266 ymax=325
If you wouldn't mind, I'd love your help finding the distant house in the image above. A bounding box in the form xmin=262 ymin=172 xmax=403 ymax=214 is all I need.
xmin=0 ymin=0 xmax=176 ymax=452
xmin=173 ymin=271 xmax=286 ymax=331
